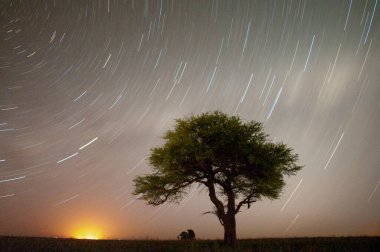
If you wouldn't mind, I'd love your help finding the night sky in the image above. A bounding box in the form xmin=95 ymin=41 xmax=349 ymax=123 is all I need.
xmin=1 ymin=0 xmax=379 ymax=240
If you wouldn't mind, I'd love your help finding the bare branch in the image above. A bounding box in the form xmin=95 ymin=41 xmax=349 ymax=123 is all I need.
xmin=235 ymin=192 xmax=257 ymax=214
xmin=202 ymin=209 xmax=224 ymax=226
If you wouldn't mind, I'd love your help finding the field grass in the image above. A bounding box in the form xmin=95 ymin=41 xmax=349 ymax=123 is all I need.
xmin=0 ymin=236 xmax=379 ymax=252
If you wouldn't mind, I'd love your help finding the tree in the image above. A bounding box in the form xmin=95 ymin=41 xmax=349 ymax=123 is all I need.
xmin=133 ymin=111 xmax=302 ymax=246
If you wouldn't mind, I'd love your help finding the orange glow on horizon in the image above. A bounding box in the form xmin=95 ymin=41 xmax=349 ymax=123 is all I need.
xmin=72 ymin=226 xmax=104 ymax=240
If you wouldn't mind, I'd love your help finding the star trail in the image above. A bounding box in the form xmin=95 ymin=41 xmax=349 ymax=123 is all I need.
xmin=0 ymin=0 xmax=379 ymax=239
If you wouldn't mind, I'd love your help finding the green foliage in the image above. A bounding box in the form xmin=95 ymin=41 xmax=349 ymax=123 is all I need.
xmin=133 ymin=111 xmax=302 ymax=212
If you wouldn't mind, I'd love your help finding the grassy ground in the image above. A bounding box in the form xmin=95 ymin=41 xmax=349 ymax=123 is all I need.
xmin=0 ymin=236 xmax=379 ymax=252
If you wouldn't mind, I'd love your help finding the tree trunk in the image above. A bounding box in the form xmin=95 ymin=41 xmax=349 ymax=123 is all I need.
xmin=223 ymin=214 xmax=237 ymax=246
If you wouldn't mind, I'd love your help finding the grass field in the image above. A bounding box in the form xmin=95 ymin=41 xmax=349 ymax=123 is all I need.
xmin=0 ymin=236 xmax=379 ymax=252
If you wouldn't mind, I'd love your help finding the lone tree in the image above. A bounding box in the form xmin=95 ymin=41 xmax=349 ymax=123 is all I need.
xmin=133 ymin=111 xmax=302 ymax=246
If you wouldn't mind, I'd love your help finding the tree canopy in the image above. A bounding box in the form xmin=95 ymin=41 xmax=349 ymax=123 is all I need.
xmin=133 ymin=111 xmax=302 ymax=246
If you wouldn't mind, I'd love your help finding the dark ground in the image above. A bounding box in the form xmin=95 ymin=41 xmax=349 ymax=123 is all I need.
xmin=0 ymin=236 xmax=379 ymax=252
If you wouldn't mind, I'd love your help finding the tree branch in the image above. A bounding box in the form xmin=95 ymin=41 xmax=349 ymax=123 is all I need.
xmin=148 ymin=179 xmax=196 ymax=205
xmin=206 ymin=178 xmax=226 ymax=224
xmin=203 ymin=209 xmax=224 ymax=226
xmin=235 ymin=192 xmax=257 ymax=214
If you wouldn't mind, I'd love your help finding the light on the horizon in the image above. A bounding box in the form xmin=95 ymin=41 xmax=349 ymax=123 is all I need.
xmin=72 ymin=227 xmax=104 ymax=240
